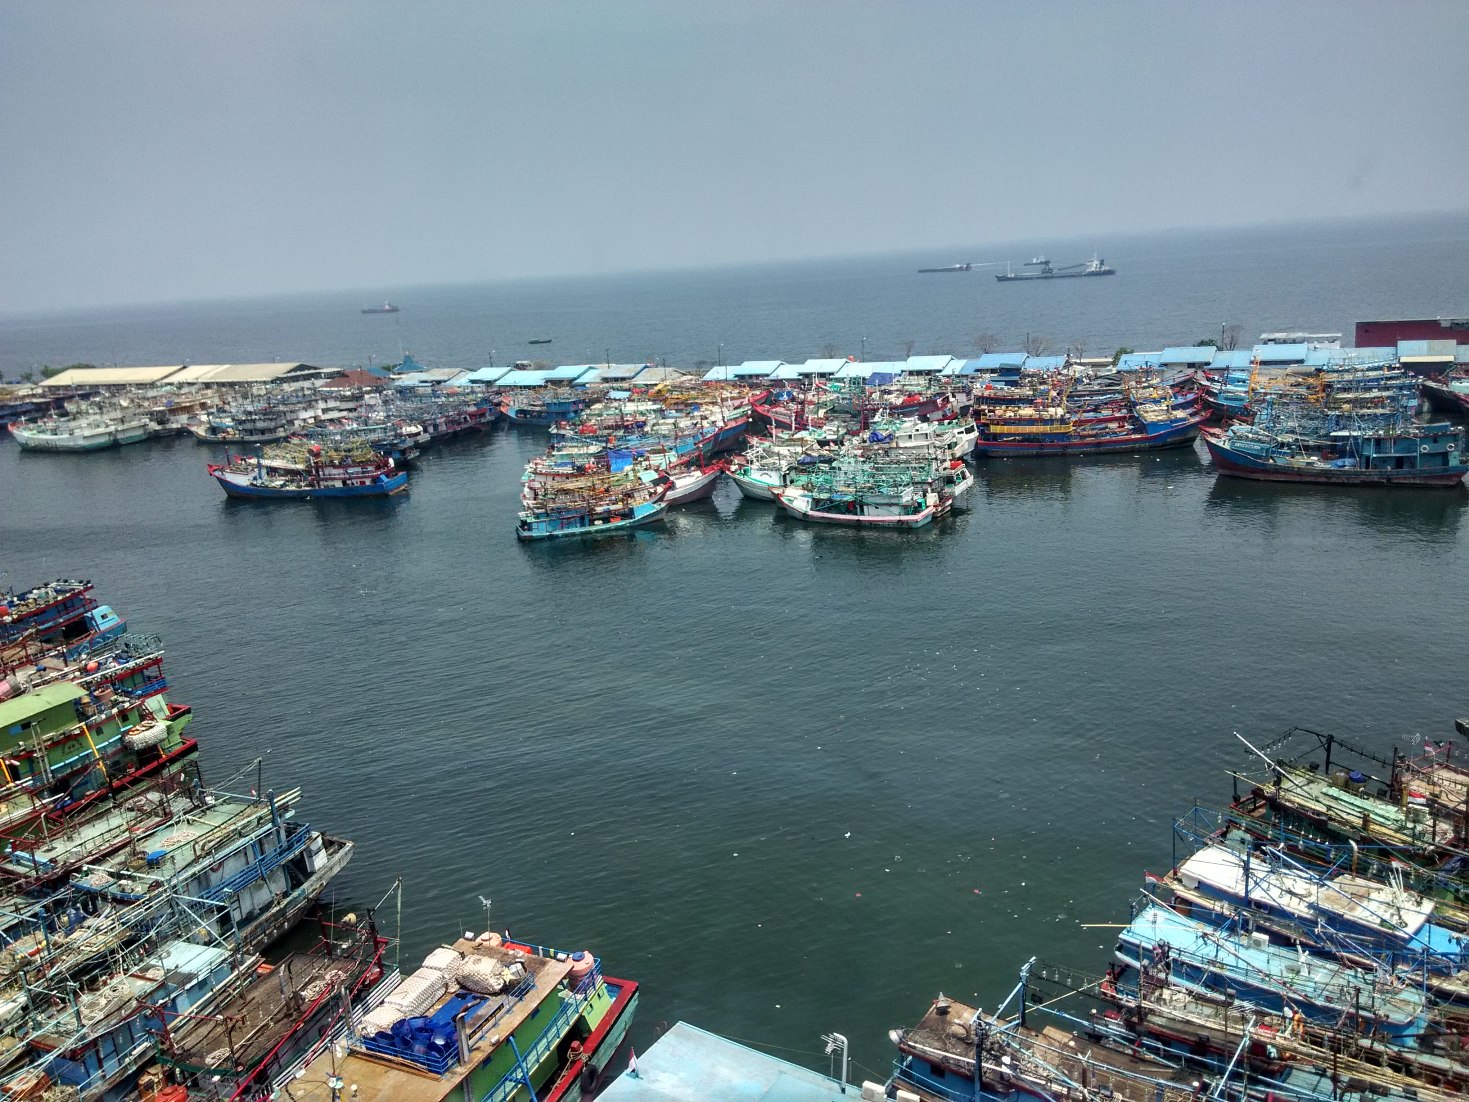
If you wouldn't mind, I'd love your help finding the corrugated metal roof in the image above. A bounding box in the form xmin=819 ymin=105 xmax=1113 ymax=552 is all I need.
xmin=732 ymin=361 xmax=785 ymax=376
xmin=41 ymin=365 xmax=184 ymax=387
xmin=701 ymin=366 xmax=738 ymax=382
xmin=972 ymin=352 xmax=1027 ymax=369
xmin=835 ymin=360 xmax=902 ymax=378
xmin=394 ymin=370 xmax=470 ymax=387
xmin=1398 ymin=339 xmax=1458 ymax=359
xmin=167 ymin=363 xmax=329 ymax=383
xmin=1023 ymin=355 xmax=1066 ymax=371
xmin=940 ymin=358 xmax=972 ymax=376
xmin=591 ymin=363 xmax=652 ymax=381
xmin=458 ymin=366 xmax=513 ymax=384
xmin=1159 ymin=346 xmax=1217 ymax=365
xmin=496 ymin=369 xmax=552 ymax=387
xmin=1209 ymin=350 xmax=1254 ymax=369
xmin=904 ymin=355 xmax=954 ymax=373
xmin=632 ymin=367 xmax=689 ymax=383
xmin=1252 ymin=343 xmax=1308 ymax=362
xmin=796 ymin=358 xmax=846 ymax=374
xmin=1116 ymin=353 xmax=1162 ymax=370
xmin=544 ymin=364 xmax=597 ymax=381
xmin=1303 ymin=348 xmax=1397 ymax=367
xmin=767 ymin=364 xmax=803 ymax=380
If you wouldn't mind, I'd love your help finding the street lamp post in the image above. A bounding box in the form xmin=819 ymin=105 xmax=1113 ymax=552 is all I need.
xmin=860 ymin=336 xmax=867 ymax=361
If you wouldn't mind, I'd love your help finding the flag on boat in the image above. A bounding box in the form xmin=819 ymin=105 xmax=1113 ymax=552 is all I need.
xmin=628 ymin=1048 xmax=639 ymax=1078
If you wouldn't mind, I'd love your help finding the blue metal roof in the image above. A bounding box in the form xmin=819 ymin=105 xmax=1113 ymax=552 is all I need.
xmin=458 ymin=365 xmax=512 ymax=384
xmin=1252 ymin=343 xmax=1308 ymax=362
xmin=496 ymin=369 xmax=552 ymax=387
xmin=834 ymin=360 xmax=902 ymax=378
xmin=599 ymin=1022 xmax=851 ymax=1102
xmin=797 ymin=358 xmax=846 ymax=375
xmin=730 ymin=361 xmax=785 ymax=377
xmin=1159 ymin=345 xmax=1217 ymax=365
xmin=940 ymin=358 xmax=973 ymax=376
xmin=904 ymin=355 xmax=954 ymax=373
xmin=1209 ymin=350 xmax=1253 ymax=370
xmin=973 ymin=352 xmax=1027 ymax=369
xmin=701 ymin=366 xmax=739 ymax=381
xmin=768 ymin=364 xmax=803 ymax=381
xmin=1022 ymin=355 xmax=1066 ymax=371
xmin=543 ymin=366 xmax=587 ymax=381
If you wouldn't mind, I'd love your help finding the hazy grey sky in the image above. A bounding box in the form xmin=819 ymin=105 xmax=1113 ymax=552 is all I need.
xmin=3 ymin=1 xmax=1465 ymax=314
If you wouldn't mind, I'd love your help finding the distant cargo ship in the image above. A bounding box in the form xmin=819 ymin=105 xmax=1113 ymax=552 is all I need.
xmin=917 ymin=263 xmax=973 ymax=273
xmin=361 ymin=301 xmax=400 ymax=313
xmin=996 ymin=254 xmax=1115 ymax=281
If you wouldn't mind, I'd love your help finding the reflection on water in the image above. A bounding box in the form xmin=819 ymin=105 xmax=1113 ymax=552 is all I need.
xmin=1203 ymin=475 xmax=1465 ymax=539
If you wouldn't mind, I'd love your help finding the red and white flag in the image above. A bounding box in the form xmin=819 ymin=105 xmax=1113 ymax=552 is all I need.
xmin=628 ymin=1048 xmax=639 ymax=1078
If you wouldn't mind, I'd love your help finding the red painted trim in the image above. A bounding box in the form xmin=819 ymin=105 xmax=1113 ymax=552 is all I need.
xmin=541 ymin=976 xmax=640 ymax=1102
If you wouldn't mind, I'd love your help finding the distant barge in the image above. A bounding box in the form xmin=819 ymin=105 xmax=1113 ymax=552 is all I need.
xmin=996 ymin=254 xmax=1115 ymax=281
xmin=917 ymin=263 xmax=973 ymax=273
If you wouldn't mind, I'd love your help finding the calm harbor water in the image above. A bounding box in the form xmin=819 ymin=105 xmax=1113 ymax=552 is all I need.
xmin=2 ymin=212 xmax=1467 ymax=1082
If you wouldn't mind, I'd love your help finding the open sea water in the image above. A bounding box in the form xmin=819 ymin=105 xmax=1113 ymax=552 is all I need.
xmin=1 ymin=211 xmax=1467 ymax=1084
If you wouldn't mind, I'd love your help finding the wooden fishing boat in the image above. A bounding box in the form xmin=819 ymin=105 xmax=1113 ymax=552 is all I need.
xmin=208 ymin=443 xmax=408 ymax=499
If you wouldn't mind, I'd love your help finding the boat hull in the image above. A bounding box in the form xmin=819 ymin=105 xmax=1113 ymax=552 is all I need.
xmin=211 ymin=469 xmax=410 ymax=498
xmin=9 ymin=421 xmax=151 ymax=451
xmin=775 ymin=492 xmax=937 ymax=528
xmin=973 ymin=415 xmax=1206 ymax=457
xmin=1204 ymin=436 xmax=1468 ymax=487
xmin=663 ymin=467 xmax=723 ymax=505
xmin=543 ymin=977 xmax=640 ymax=1101
xmin=517 ymin=501 xmax=669 ymax=540
xmin=730 ymin=470 xmax=779 ymax=500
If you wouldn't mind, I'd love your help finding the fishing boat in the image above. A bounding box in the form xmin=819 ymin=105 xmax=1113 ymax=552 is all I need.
xmin=774 ymin=458 xmax=972 ymax=529
xmin=288 ymin=928 xmax=638 ymax=1102
xmin=516 ymin=480 xmax=669 ymax=540
xmin=1421 ymin=373 xmax=1469 ymax=417
xmin=8 ymin=412 xmax=152 ymax=451
xmin=973 ymin=403 xmax=1208 ymax=457
xmin=888 ymin=978 xmax=1272 ymax=1102
xmin=208 ymin=443 xmax=408 ymax=499
xmin=1117 ymin=903 xmax=1427 ymax=1039
xmin=657 ymin=461 xmax=726 ymax=504
xmin=1202 ymin=421 xmax=1469 ymax=487
xmin=157 ymin=913 xmax=389 ymax=1099
xmin=1163 ymin=844 xmax=1469 ymax=989
xmin=361 ymin=302 xmax=400 ymax=314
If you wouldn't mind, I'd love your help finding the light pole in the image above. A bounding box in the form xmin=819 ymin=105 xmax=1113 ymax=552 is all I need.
xmin=717 ymin=343 xmax=723 ymax=367
xmin=860 ymin=336 xmax=867 ymax=361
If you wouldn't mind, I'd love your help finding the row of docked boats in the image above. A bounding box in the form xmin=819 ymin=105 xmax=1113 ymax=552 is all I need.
xmin=1197 ymin=359 xmax=1469 ymax=486
xmin=0 ymin=577 xmax=643 ymax=1101
xmin=879 ymin=722 xmax=1469 ymax=1102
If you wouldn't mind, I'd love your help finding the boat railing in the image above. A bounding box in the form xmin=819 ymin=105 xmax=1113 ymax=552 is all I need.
xmin=477 ymin=971 xmax=600 ymax=1102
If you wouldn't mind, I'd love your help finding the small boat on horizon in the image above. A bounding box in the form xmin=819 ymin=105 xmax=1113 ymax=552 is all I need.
xmin=361 ymin=301 xmax=400 ymax=313
xmin=528 ymin=337 xmax=553 ymax=344
xmin=917 ymin=263 xmax=973 ymax=273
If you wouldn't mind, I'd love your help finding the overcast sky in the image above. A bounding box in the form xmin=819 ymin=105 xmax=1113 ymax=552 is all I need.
xmin=2 ymin=1 xmax=1465 ymax=315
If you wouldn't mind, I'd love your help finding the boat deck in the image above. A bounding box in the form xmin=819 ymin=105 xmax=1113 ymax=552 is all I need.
xmin=904 ymin=996 xmax=1201 ymax=1102
xmin=292 ymin=938 xmax=571 ymax=1102
xmin=598 ymin=1021 xmax=851 ymax=1102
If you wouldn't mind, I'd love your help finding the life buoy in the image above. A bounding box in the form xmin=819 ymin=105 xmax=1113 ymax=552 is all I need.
xmin=1421 ymin=444 xmax=1430 ymax=453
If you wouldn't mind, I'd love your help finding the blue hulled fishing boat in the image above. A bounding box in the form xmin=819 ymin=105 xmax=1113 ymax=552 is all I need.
xmin=1203 ymin=421 xmax=1468 ymax=487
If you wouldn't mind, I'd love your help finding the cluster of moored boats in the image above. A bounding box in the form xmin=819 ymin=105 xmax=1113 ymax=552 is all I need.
xmin=883 ymin=723 xmax=1469 ymax=1102
xmin=8 ymin=341 xmax=1469 ymax=517
xmin=508 ymin=354 xmax=1469 ymax=540
xmin=0 ymin=579 xmax=639 ymax=1101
